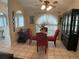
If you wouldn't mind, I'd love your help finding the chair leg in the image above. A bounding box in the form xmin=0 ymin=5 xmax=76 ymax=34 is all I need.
xmin=37 ymin=44 xmax=38 ymax=52
xmin=45 ymin=46 xmax=48 ymax=54
xmin=37 ymin=47 xmax=38 ymax=52
xmin=29 ymin=39 xmax=32 ymax=44
xmin=54 ymin=41 xmax=56 ymax=47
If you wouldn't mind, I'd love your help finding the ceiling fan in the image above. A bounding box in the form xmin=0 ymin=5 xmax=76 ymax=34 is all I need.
xmin=39 ymin=0 xmax=58 ymax=11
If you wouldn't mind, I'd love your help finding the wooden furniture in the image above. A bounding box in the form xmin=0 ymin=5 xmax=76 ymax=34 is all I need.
xmin=26 ymin=28 xmax=36 ymax=44
xmin=36 ymin=32 xmax=48 ymax=53
xmin=26 ymin=28 xmax=59 ymax=47
xmin=48 ymin=29 xmax=60 ymax=46
xmin=61 ymin=9 xmax=79 ymax=51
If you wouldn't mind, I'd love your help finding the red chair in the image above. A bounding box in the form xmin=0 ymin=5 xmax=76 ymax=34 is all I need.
xmin=26 ymin=28 xmax=33 ymax=39
xmin=36 ymin=32 xmax=48 ymax=53
xmin=26 ymin=28 xmax=36 ymax=44
xmin=48 ymin=29 xmax=60 ymax=46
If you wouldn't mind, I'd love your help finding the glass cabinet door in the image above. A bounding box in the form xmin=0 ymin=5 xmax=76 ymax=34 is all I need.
xmin=74 ymin=15 xmax=79 ymax=33
xmin=65 ymin=15 xmax=68 ymax=34
xmin=67 ymin=14 xmax=71 ymax=35
xmin=62 ymin=21 xmax=64 ymax=31
xmin=71 ymin=14 xmax=79 ymax=34
xmin=63 ymin=16 xmax=66 ymax=33
xmin=71 ymin=14 xmax=75 ymax=34
xmin=64 ymin=16 xmax=67 ymax=33
xmin=62 ymin=17 xmax=64 ymax=31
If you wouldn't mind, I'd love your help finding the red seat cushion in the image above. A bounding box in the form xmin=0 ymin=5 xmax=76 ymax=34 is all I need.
xmin=48 ymin=36 xmax=55 ymax=41
xmin=31 ymin=36 xmax=37 ymax=40
xmin=36 ymin=32 xmax=48 ymax=46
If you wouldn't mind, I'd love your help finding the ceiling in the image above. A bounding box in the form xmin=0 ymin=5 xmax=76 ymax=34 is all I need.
xmin=0 ymin=0 xmax=8 ymax=15
xmin=17 ymin=0 xmax=74 ymax=16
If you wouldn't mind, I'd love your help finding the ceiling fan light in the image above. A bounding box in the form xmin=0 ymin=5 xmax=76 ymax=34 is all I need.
xmin=46 ymin=5 xmax=52 ymax=11
xmin=41 ymin=5 xmax=46 ymax=10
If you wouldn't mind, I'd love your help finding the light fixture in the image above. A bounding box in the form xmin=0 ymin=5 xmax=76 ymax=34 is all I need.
xmin=41 ymin=0 xmax=52 ymax=11
xmin=46 ymin=5 xmax=52 ymax=11
xmin=41 ymin=5 xmax=46 ymax=10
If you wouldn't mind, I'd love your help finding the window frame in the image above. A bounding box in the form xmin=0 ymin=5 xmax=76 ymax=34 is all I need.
xmin=0 ymin=13 xmax=7 ymax=27
xmin=15 ymin=12 xmax=24 ymax=28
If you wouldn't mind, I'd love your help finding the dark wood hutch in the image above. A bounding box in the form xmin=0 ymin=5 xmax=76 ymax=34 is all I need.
xmin=61 ymin=9 xmax=79 ymax=51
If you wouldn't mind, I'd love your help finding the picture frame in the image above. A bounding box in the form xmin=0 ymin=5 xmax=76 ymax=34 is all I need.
xmin=29 ymin=16 xmax=34 ymax=24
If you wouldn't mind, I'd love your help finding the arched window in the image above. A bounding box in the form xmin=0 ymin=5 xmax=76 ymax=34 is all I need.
xmin=0 ymin=12 xmax=7 ymax=27
xmin=36 ymin=14 xmax=58 ymax=36
xmin=15 ymin=10 xmax=24 ymax=28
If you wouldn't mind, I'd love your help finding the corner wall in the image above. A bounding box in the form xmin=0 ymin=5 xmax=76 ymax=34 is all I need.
xmin=8 ymin=0 xmax=26 ymax=43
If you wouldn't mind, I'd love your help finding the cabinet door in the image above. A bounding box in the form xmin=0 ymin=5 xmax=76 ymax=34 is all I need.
xmin=65 ymin=15 xmax=68 ymax=34
xmin=63 ymin=16 xmax=66 ymax=32
xmin=67 ymin=14 xmax=71 ymax=35
xmin=62 ymin=17 xmax=64 ymax=31
xmin=74 ymin=15 xmax=79 ymax=33
xmin=72 ymin=14 xmax=79 ymax=34
xmin=71 ymin=14 xmax=75 ymax=34
xmin=64 ymin=15 xmax=67 ymax=33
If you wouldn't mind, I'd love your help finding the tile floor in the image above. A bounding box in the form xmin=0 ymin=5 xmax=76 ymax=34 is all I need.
xmin=9 ymin=40 xmax=79 ymax=59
